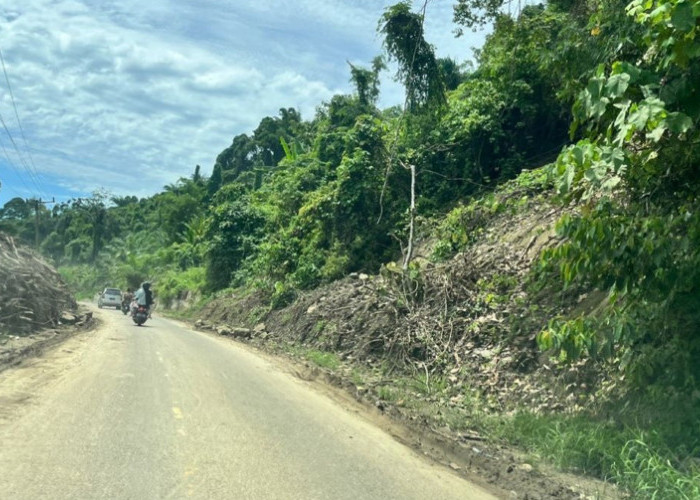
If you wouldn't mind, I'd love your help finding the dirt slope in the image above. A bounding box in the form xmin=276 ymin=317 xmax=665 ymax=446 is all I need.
xmin=194 ymin=173 xmax=621 ymax=498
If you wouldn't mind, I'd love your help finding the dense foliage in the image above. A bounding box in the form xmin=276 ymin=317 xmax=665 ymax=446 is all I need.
xmin=538 ymin=0 xmax=700 ymax=390
xmin=1 ymin=0 xmax=696 ymax=366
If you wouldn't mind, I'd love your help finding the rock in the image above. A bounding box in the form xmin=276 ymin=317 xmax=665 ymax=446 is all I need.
xmin=196 ymin=319 xmax=214 ymax=330
xmin=359 ymin=273 xmax=369 ymax=281
xmin=349 ymin=272 xmax=359 ymax=279
xmin=253 ymin=323 xmax=266 ymax=333
xmin=517 ymin=463 xmax=534 ymax=473
xmin=216 ymin=325 xmax=232 ymax=336
xmin=59 ymin=312 xmax=78 ymax=325
xmin=474 ymin=348 xmax=494 ymax=360
xmin=230 ymin=327 xmax=252 ymax=338
xmin=306 ymin=304 xmax=318 ymax=314
xmin=449 ymin=462 xmax=461 ymax=471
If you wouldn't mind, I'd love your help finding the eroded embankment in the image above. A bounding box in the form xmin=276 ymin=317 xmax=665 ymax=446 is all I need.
xmin=191 ymin=174 xmax=622 ymax=499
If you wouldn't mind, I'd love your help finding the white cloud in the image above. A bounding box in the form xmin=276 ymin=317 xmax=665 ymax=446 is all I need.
xmin=0 ymin=0 xmax=486 ymax=204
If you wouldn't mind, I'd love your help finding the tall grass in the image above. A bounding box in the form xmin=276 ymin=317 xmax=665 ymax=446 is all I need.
xmin=496 ymin=412 xmax=700 ymax=499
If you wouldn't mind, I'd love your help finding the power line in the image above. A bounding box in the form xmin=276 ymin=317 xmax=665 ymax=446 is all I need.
xmin=0 ymin=50 xmax=48 ymax=198
xmin=0 ymin=111 xmax=45 ymax=197
xmin=0 ymin=49 xmax=48 ymax=196
xmin=0 ymin=134 xmax=37 ymax=197
xmin=30 ymin=197 xmax=55 ymax=248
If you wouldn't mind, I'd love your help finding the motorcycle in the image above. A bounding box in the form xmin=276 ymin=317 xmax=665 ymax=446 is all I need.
xmin=121 ymin=300 xmax=130 ymax=315
xmin=132 ymin=304 xmax=149 ymax=326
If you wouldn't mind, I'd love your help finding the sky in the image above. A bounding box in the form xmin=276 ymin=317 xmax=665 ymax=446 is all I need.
xmin=0 ymin=0 xmax=487 ymax=206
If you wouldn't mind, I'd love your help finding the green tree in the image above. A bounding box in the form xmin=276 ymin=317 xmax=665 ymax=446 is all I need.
xmin=205 ymin=184 xmax=266 ymax=291
xmin=379 ymin=2 xmax=446 ymax=112
xmin=348 ymin=56 xmax=386 ymax=108
xmin=72 ymin=192 xmax=110 ymax=263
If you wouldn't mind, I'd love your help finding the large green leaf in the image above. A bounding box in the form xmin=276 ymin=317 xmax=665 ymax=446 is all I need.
xmin=664 ymin=111 xmax=693 ymax=134
xmin=671 ymin=1 xmax=696 ymax=32
xmin=605 ymin=72 xmax=631 ymax=99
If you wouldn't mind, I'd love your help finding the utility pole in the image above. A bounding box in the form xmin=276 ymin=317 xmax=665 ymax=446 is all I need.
xmin=31 ymin=197 xmax=55 ymax=248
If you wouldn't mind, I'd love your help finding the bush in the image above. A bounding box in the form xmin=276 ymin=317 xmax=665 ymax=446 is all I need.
xmin=156 ymin=266 xmax=206 ymax=307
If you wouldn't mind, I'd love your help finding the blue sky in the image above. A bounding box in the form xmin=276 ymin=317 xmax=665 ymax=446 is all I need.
xmin=0 ymin=0 xmax=486 ymax=206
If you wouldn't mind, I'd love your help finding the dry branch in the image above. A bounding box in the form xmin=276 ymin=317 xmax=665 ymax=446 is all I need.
xmin=0 ymin=233 xmax=76 ymax=335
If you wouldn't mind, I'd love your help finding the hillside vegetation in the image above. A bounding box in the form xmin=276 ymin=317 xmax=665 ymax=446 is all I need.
xmin=1 ymin=0 xmax=698 ymax=496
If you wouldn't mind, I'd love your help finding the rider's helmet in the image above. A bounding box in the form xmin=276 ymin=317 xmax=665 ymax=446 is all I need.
xmin=142 ymin=282 xmax=151 ymax=290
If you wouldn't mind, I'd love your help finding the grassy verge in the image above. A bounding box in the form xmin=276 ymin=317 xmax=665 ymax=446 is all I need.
xmin=497 ymin=412 xmax=699 ymax=499
xmin=392 ymin=377 xmax=699 ymax=498
xmin=264 ymin=342 xmax=699 ymax=499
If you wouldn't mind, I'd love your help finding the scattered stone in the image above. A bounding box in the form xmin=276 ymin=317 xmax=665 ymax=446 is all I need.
xmin=474 ymin=348 xmax=495 ymax=360
xmin=449 ymin=395 xmax=463 ymax=406
xmin=216 ymin=325 xmax=232 ymax=336
xmin=449 ymin=462 xmax=461 ymax=471
xmin=253 ymin=323 xmax=266 ymax=333
xmin=230 ymin=327 xmax=252 ymax=338
xmin=359 ymin=273 xmax=369 ymax=281
xmin=59 ymin=312 xmax=78 ymax=325
xmin=518 ymin=463 xmax=534 ymax=473
xmin=306 ymin=304 xmax=318 ymax=314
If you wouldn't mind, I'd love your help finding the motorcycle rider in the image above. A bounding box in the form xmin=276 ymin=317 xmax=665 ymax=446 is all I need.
xmin=122 ymin=288 xmax=133 ymax=309
xmin=133 ymin=282 xmax=154 ymax=315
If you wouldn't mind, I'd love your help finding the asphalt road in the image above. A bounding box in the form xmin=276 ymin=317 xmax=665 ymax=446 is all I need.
xmin=0 ymin=307 xmax=497 ymax=499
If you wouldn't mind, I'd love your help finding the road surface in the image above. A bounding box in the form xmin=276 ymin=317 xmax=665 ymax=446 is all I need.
xmin=0 ymin=307 xmax=497 ymax=499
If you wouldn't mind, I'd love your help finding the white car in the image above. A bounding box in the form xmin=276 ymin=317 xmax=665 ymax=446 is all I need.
xmin=98 ymin=288 xmax=122 ymax=309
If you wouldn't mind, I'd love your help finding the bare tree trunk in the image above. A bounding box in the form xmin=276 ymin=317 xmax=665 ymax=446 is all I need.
xmin=403 ymin=163 xmax=416 ymax=270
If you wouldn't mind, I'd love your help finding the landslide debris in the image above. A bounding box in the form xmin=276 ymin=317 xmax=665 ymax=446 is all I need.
xmin=0 ymin=233 xmax=77 ymax=335
xmin=199 ymin=171 xmax=598 ymax=414
xmin=195 ymin=173 xmax=619 ymax=498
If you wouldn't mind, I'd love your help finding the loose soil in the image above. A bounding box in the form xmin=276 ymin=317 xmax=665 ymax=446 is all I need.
xmin=0 ymin=304 xmax=97 ymax=374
